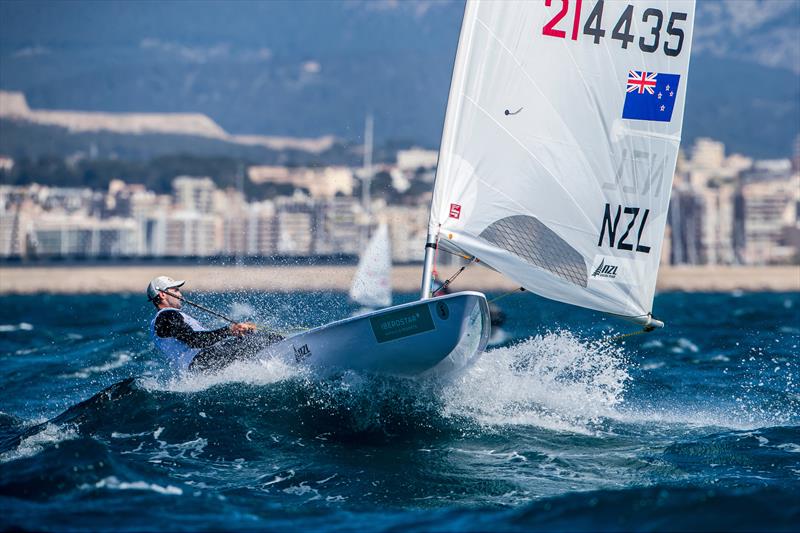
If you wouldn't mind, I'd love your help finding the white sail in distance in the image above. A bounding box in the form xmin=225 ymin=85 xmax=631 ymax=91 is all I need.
xmin=429 ymin=0 xmax=695 ymax=321
xmin=350 ymin=223 xmax=392 ymax=309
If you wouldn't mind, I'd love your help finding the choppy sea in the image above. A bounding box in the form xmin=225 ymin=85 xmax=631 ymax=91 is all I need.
xmin=1 ymin=289 xmax=798 ymax=531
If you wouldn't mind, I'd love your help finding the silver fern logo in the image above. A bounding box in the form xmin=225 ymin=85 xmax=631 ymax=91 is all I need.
xmin=592 ymin=259 xmax=619 ymax=279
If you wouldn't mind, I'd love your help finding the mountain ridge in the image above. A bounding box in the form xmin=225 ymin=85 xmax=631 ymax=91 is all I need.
xmin=0 ymin=91 xmax=336 ymax=154
xmin=1 ymin=0 xmax=797 ymax=158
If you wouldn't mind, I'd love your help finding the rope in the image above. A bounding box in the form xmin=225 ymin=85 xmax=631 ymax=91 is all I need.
xmin=605 ymin=328 xmax=653 ymax=342
xmin=433 ymin=258 xmax=476 ymax=296
xmin=160 ymin=289 xmax=308 ymax=336
xmin=488 ymin=287 xmax=526 ymax=303
xmin=605 ymin=316 xmax=658 ymax=341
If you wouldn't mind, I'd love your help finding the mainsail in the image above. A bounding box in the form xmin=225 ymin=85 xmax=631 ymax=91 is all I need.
xmin=427 ymin=0 xmax=695 ymax=323
xmin=350 ymin=223 xmax=392 ymax=308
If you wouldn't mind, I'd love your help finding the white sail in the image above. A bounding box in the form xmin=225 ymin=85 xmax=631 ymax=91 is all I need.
xmin=429 ymin=0 xmax=695 ymax=321
xmin=350 ymin=223 xmax=392 ymax=308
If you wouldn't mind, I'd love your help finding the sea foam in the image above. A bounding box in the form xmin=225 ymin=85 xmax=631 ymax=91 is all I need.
xmin=142 ymin=356 xmax=303 ymax=393
xmin=0 ymin=422 xmax=79 ymax=463
xmin=439 ymin=330 xmax=630 ymax=434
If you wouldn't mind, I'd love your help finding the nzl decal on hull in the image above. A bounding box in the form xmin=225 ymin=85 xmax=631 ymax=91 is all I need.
xmin=293 ymin=343 xmax=311 ymax=362
xmin=370 ymin=303 xmax=435 ymax=343
xmin=597 ymin=203 xmax=651 ymax=254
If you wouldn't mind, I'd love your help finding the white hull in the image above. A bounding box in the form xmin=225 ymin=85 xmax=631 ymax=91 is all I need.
xmin=258 ymin=292 xmax=490 ymax=377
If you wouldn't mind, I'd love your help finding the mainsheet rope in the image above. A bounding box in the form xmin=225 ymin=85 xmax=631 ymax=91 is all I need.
xmin=159 ymin=289 xmax=310 ymax=336
xmin=488 ymin=287 xmax=526 ymax=303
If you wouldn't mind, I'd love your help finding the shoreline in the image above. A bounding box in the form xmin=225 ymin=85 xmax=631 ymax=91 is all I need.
xmin=0 ymin=265 xmax=798 ymax=294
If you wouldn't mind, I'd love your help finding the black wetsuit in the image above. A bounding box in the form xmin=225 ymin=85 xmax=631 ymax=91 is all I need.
xmin=154 ymin=309 xmax=233 ymax=349
xmin=153 ymin=310 xmax=283 ymax=373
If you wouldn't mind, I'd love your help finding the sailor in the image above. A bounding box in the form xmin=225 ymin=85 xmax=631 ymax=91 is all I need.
xmin=147 ymin=276 xmax=272 ymax=373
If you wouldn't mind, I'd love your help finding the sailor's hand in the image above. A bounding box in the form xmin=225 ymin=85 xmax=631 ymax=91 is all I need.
xmin=230 ymin=322 xmax=257 ymax=336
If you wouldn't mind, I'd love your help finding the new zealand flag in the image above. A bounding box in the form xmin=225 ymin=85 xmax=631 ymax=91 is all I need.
xmin=622 ymin=70 xmax=681 ymax=122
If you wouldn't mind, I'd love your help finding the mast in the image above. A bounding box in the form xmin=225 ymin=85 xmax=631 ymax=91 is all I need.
xmin=419 ymin=234 xmax=436 ymax=299
xmin=361 ymin=113 xmax=373 ymax=217
xmin=235 ymin=162 xmax=244 ymax=267
xmin=419 ymin=1 xmax=474 ymax=300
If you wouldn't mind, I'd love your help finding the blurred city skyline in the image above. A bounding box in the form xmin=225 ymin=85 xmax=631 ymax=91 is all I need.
xmin=1 ymin=135 xmax=799 ymax=266
xmin=0 ymin=1 xmax=798 ymax=268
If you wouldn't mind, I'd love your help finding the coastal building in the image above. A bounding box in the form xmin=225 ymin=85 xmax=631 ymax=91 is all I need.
xmin=248 ymin=165 xmax=354 ymax=198
xmin=221 ymin=214 xmax=248 ymax=257
xmin=690 ymin=138 xmax=725 ymax=173
xmin=247 ymin=165 xmax=295 ymax=186
xmin=162 ymin=212 xmax=220 ymax=257
xmin=0 ymin=195 xmax=35 ymax=257
xmin=660 ymin=225 xmax=671 ymax=266
xmin=307 ymin=167 xmax=354 ymax=198
xmin=245 ymin=201 xmax=277 ymax=256
xmin=668 ymin=185 xmax=704 ymax=265
xmin=1 ymin=135 xmax=796 ymax=266
xmin=315 ymin=196 xmax=362 ymax=256
xmin=29 ymin=213 xmax=138 ymax=257
xmin=697 ymin=182 xmax=738 ymax=265
xmin=739 ymin=175 xmax=800 ymax=264
xmin=396 ymin=148 xmax=439 ymax=171
xmin=173 ymin=176 xmax=216 ymax=214
xmin=0 ymin=156 xmax=14 ymax=173
xmin=384 ymin=204 xmax=428 ymax=263
xmin=216 ymin=188 xmax=249 ymax=257
xmin=32 ymin=186 xmax=94 ymax=214
xmin=667 ymin=139 xmax=760 ymax=265
xmin=275 ymin=194 xmax=315 ymax=256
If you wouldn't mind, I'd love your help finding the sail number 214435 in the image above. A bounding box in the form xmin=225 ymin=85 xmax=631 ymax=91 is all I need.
xmin=542 ymin=0 xmax=688 ymax=58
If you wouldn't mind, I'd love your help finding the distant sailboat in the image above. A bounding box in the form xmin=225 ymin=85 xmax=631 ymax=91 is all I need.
xmin=350 ymin=223 xmax=392 ymax=310
xmin=254 ymin=0 xmax=695 ymax=377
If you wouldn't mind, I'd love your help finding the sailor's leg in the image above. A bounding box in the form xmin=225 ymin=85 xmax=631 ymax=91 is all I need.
xmin=236 ymin=331 xmax=285 ymax=357
xmin=188 ymin=338 xmax=242 ymax=373
xmin=189 ymin=332 xmax=285 ymax=373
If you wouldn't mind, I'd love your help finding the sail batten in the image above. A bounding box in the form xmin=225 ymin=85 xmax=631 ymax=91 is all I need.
xmin=428 ymin=0 xmax=695 ymax=319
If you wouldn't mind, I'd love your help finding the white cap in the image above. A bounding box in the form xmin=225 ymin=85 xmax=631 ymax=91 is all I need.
xmin=146 ymin=276 xmax=185 ymax=301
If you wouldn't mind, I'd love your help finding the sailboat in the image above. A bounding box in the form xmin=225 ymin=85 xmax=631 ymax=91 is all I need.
xmin=350 ymin=222 xmax=393 ymax=313
xmin=255 ymin=0 xmax=695 ymax=377
xmin=349 ymin=115 xmax=392 ymax=313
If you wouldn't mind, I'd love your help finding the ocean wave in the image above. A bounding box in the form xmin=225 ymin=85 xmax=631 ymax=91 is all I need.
xmin=82 ymin=476 xmax=183 ymax=496
xmin=482 ymin=483 xmax=800 ymax=531
xmin=662 ymin=426 xmax=800 ymax=474
xmin=61 ymin=351 xmax=132 ymax=379
xmin=0 ymin=328 xmax=696 ymax=445
xmin=439 ymin=331 xmax=630 ymax=434
xmin=0 ymin=423 xmax=78 ymax=463
xmin=1 ymin=323 xmax=795 ymax=467
xmin=141 ymin=356 xmax=303 ymax=393
xmin=0 ymin=322 xmax=33 ymax=333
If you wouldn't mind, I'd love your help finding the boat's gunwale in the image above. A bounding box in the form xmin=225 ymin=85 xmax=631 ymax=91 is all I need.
xmin=287 ymin=290 xmax=488 ymax=339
